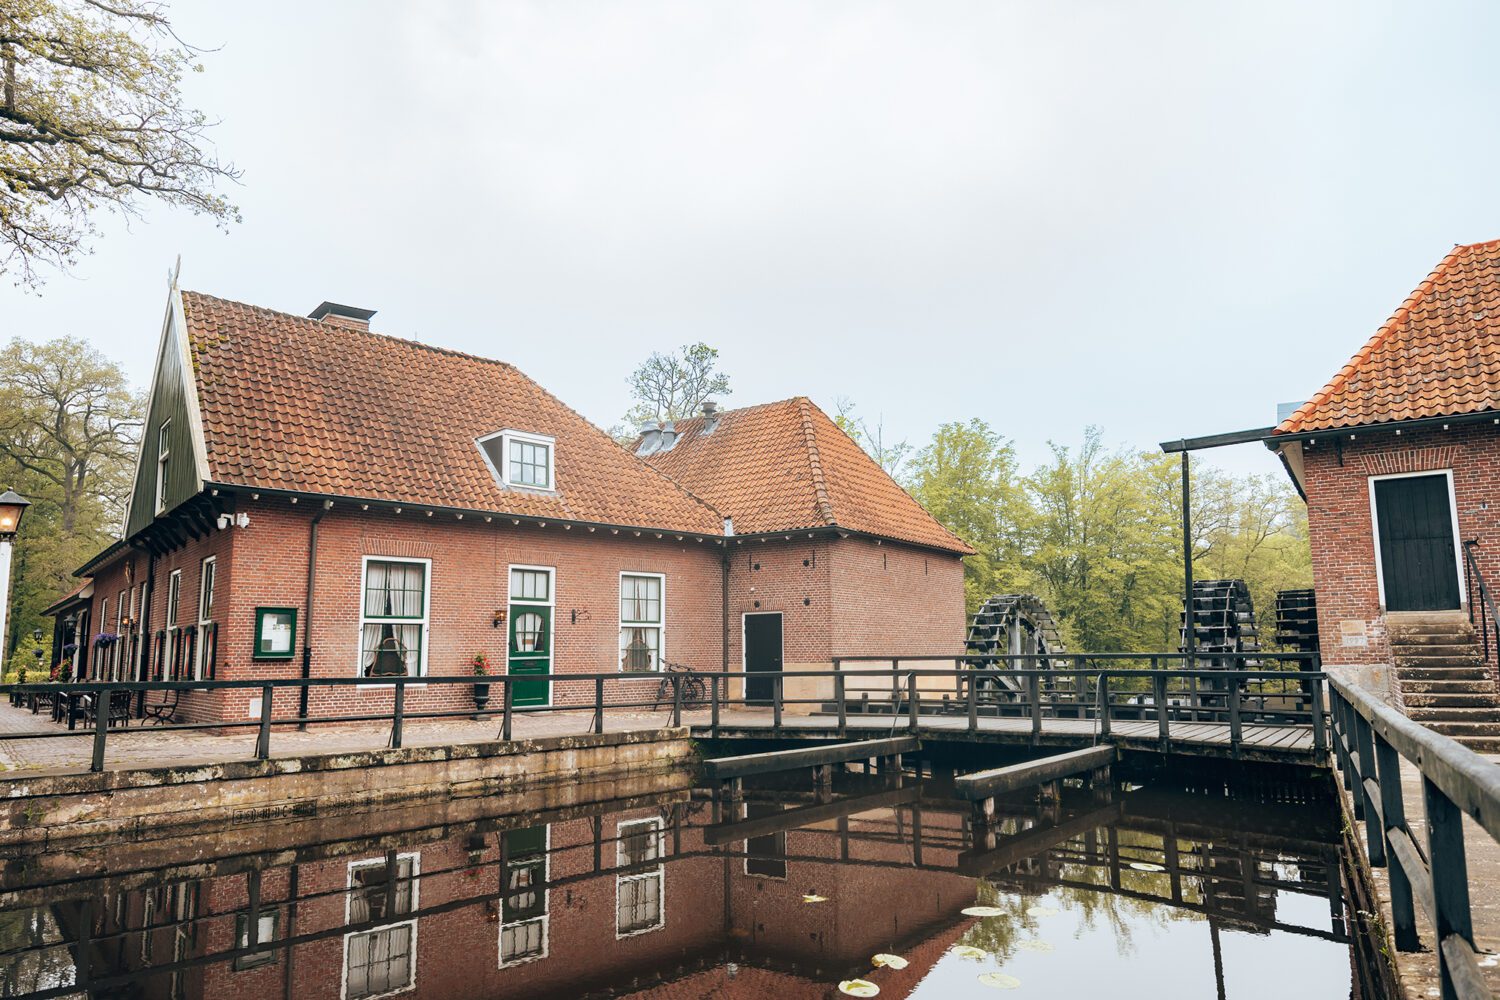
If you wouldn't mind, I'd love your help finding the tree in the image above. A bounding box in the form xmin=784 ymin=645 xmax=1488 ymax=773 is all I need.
xmin=623 ymin=342 xmax=731 ymax=427
xmin=832 ymin=395 xmax=912 ymax=479
xmin=0 ymin=336 xmax=142 ymax=657
xmin=906 ymin=419 xmax=1025 ymax=609
xmin=0 ymin=0 xmax=239 ymax=288
xmin=1021 ymin=429 xmax=1182 ymax=652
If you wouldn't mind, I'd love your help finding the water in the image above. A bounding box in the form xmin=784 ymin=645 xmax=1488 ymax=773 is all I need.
xmin=0 ymin=761 xmax=1381 ymax=999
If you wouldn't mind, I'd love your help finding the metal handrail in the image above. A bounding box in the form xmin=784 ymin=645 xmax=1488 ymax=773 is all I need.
xmin=1463 ymin=540 xmax=1500 ymax=665
xmin=1328 ymin=673 xmax=1500 ymax=1000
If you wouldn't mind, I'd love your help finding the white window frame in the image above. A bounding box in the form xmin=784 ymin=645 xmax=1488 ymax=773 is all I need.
xmin=342 ymin=852 xmax=420 ymax=1000
xmin=618 ymin=572 xmax=666 ymax=674
xmin=115 ymin=587 xmax=128 ymax=680
xmin=195 ymin=556 xmax=216 ymax=681
xmin=477 ymin=429 xmax=556 ymax=492
xmin=98 ymin=597 xmax=109 ymax=680
xmin=1367 ymin=469 xmax=1467 ymax=610
xmin=357 ymin=556 xmax=432 ymax=683
xmin=165 ymin=570 xmax=182 ymax=677
xmin=135 ymin=581 xmax=149 ymax=682
xmin=155 ymin=419 xmax=172 ymax=515
xmin=166 ymin=570 xmax=182 ymax=629
xmin=615 ymin=817 xmax=666 ymax=938
xmin=497 ymin=826 xmax=550 ymax=969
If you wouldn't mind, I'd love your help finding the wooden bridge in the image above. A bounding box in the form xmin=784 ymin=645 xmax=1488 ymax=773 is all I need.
xmin=692 ymin=662 xmax=1329 ymax=766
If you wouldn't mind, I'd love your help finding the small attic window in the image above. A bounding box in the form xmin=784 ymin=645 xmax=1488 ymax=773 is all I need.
xmin=479 ymin=430 xmax=555 ymax=491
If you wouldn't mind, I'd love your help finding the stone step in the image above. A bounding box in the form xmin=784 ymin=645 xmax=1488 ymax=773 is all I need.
xmin=1423 ymin=721 xmax=1500 ymax=738
xmin=1454 ymin=737 xmax=1500 ymax=753
xmin=1400 ymin=679 xmax=1497 ymax=695
xmin=1390 ymin=630 xmax=1482 ymax=645
xmin=1398 ymin=665 xmax=1491 ymax=681
xmin=1406 ymin=706 xmax=1500 ymax=724
xmin=1402 ymin=691 xmax=1500 ymax=708
xmin=1394 ymin=644 xmax=1483 ymax=660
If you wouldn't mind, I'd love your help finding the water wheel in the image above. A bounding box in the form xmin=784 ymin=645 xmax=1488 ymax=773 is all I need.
xmin=1273 ymin=589 xmax=1319 ymax=653
xmin=965 ymin=594 xmax=1068 ymax=697
xmin=1180 ymin=579 xmax=1261 ymax=669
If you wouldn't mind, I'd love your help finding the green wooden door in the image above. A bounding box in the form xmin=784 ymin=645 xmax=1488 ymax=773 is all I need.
xmin=509 ymin=605 xmax=551 ymax=706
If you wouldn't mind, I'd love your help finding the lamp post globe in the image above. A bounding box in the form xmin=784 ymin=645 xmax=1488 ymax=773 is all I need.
xmin=0 ymin=491 xmax=29 ymax=542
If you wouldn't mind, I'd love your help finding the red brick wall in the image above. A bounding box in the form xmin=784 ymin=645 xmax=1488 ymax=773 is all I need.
xmin=830 ymin=538 xmax=966 ymax=658
xmin=1299 ymin=423 xmax=1500 ymax=688
xmin=725 ymin=539 xmax=833 ymax=670
xmin=76 ymin=501 xmax=968 ymax=723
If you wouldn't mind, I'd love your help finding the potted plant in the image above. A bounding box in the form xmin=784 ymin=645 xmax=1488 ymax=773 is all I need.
xmin=471 ymin=651 xmax=492 ymax=714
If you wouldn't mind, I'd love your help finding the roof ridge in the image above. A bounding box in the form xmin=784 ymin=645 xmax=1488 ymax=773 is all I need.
xmin=796 ymin=396 xmax=838 ymax=526
xmin=1276 ymin=244 xmax=1469 ymax=434
xmin=181 ymin=289 xmax=521 ymax=372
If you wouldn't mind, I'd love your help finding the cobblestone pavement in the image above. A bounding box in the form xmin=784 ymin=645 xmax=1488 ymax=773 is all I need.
xmin=0 ymin=701 xmax=713 ymax=777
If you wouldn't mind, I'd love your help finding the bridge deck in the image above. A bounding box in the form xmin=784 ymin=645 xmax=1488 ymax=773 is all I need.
xmin=693 ymin=710 xmax=1320 ymax=763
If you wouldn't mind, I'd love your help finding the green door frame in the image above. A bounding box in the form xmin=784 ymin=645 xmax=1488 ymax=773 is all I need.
xmin=508 ymin=565 xmax=554 ymax=707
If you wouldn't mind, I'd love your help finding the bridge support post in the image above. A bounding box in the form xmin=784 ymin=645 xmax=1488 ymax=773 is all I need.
xmin=813 ymin=764 xmax=833 ymax=802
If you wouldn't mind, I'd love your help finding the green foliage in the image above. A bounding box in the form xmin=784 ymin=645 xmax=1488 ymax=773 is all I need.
xmin=904 ymin=422 xmax=1311 ymax=654
xmin=907 ymin=419 xmax=1025 ymax=607
xmin=0 ymin=0 xmax=240 ymax=288
xmin=4 ymin=629 xmax=49 ymax=681
xmin=0 ymin=335 xmax=141 ymax=661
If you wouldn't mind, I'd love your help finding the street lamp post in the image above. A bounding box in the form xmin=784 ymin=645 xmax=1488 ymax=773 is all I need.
xmin=0 ymin=490 xmax=33 ymax=666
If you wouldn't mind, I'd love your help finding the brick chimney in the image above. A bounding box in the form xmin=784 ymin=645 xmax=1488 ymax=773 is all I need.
xmin=308 ymin=301 xmax=377 ymax=331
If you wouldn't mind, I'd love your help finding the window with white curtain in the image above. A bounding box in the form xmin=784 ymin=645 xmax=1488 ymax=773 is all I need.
xmin=344 ymin=854 xmax=418 ymax=1000
xmin=194 ymin=557 xmax=215 ymax=681
xmin=616 ymin=818 xmax=664 ymax=936
xmin=619 ymin=574 xmax=664 ymax=673
xmin=359 ymin=559 xmax=428 ymax=678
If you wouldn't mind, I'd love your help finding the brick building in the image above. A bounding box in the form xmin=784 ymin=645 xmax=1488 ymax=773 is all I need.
xmin=1270 ymin=239 xmax=1500 ymax=742
xmin=51 ymin=284 xmax=969 ymax=723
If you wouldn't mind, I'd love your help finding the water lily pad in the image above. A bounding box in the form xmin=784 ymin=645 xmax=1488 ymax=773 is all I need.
xmin=978 ymin=972 xmax=1023 ymax=989
xmin=803 ymin=894 xmax=829 ymax=903
xmin=1017 ymin=938 xmax=1054 ymax=953
xmin=1128 ymin=862 xmax=1166 ymax=872
xmin=951 ymin=945 xmax=989 ymax=961
xmin=839 ymin=979 xmax=880 ymax=997
xmin=1025 ymin=905 xmax=1059 ymax=917
xmin=872 ymin=954 xmax=909 ymax=969
xmin=961 ymin=905 xmax=1007 ymax=917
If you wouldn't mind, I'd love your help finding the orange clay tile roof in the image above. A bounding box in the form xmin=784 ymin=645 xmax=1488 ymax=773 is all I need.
xmin=180 ymin=291 xmax=723 ymax=534
xmin=640 ymin=398 xmax=974 ymax=555
xmin=1276 ymin=239 xmax=1500 ymax=434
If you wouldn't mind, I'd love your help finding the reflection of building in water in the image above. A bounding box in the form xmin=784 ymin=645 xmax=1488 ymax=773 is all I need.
xmin=0 ymin=779 xmax=1350 ymax=1000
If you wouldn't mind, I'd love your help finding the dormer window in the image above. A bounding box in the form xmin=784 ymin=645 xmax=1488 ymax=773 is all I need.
xmin=478 ymin=430 xmax=555 ymax=492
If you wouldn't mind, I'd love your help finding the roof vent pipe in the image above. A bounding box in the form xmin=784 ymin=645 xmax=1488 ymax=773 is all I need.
xmin=701 ymin=400 xmax=720 ymax=434
xmin=658 ymin=420 xmax=677 ymax=452
xmin=635 ymin=421 xmax=662 ymax=457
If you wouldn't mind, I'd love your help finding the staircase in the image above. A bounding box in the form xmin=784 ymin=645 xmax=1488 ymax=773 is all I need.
xmin=1389 ymin=612 xmax=1500 ymax=752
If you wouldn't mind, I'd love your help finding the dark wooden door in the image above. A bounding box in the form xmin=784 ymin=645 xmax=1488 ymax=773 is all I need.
xmin=1374 ymin=474 xmax=1461 ymax=611
xmin=744 ymin=613 xmax=783 ymax=704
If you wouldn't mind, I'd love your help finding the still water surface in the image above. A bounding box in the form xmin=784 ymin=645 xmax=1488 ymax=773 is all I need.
xmin=0 ymin=764 xmax=1377 ymax=999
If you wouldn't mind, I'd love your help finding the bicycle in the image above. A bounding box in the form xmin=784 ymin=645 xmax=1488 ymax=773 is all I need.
xmin=652 ymin=662 xmax=708 ymax=710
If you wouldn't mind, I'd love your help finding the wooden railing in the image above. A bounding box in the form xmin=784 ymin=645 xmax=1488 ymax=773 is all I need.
xmin=0 ymin=656 xmax=1326 ymax=774
xmin=1329 ymin=673 xmax=1500 ymax=1000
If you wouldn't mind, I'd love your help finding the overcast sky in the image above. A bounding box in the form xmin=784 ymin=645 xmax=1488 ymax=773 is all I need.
xmin=7 ymin=1 xmax=1500 ymax=479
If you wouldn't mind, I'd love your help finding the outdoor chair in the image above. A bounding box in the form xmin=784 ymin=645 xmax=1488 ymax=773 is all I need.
xmin=142 ymin=688 xmax=179 ymax=726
